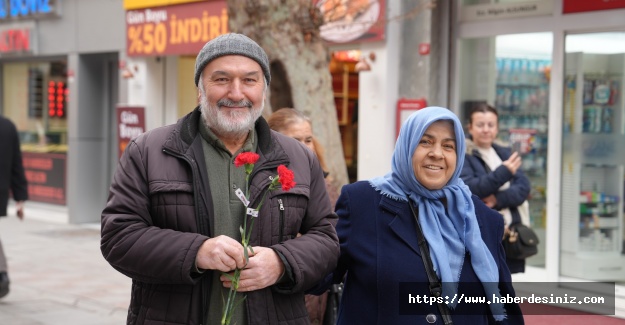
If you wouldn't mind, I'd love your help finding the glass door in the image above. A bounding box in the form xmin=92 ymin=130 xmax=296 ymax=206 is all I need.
xmin=457 ymin=33 xmax=552 ymax=270
xmin=560 ymin=32 xmax=625 ymax=284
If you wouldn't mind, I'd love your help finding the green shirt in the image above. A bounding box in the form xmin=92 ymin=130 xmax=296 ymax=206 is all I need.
xmin=198 ymin=120 xmax=257 ymax=325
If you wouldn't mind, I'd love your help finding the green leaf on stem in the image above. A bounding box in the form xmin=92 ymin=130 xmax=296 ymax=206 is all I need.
xmin=221 ymin=272 xmax=236 ymax=281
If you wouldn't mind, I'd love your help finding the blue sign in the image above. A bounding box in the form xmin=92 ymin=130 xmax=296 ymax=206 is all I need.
xmin=0 ymin=0 xmax=56 ymax=20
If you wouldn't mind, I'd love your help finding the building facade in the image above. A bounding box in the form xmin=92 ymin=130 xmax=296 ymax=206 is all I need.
xmin=354 ymin=0 xmax=625 ymax=317
xmin=0 ymin=0 xmax=125 ymax=223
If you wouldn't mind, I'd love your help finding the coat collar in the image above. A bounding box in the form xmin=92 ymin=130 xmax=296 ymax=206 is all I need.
xmin=377 ymin=194 xmax=486 ymax=258
xmin=163 ymin=106 xmax=275 ymax=156
xmin=379 ymin=195 xmax=421 ymax=257
xmin=465 ymin=138 xmax=507 ymax=156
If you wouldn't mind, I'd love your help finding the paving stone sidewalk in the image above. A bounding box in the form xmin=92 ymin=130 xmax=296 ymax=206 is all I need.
xmin=0 ymin=208 xmax=130 ymax=325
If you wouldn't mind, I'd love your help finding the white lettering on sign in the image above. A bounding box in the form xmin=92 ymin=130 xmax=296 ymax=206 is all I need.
xmin=119 ymin=124 xmax=143 ymax=139
xmin=145 ymin=9 xmax=167 ymax=24
xmin=120 ymin=111 xmax=139 ymax=124
xmin=126 ymin=11 xmax=145 ymax=24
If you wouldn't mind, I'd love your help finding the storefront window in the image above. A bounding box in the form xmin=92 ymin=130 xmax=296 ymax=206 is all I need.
xmin=458 ymin=33 xmax=552 ymax=269
xmin=561 ymin=32 xmax=625 ymax=285
xmin=3 ymin=61 xmax=68 ymax=151
xmin=2 ymin=61 xmax=68 ymax=205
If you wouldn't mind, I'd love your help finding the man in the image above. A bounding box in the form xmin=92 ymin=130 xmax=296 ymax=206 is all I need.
xmin=101 ymin=33 xmax=339 ymax=325
xmin=0 ymin=115 xmax=28 ymax=299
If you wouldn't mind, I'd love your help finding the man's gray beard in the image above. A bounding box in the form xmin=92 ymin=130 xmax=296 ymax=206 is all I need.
xmin=199 ymin=91 xmax=264 ymax=138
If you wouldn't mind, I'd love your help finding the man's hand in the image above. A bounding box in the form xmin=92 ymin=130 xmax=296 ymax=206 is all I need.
xmin=15 ymin=201 xmax=24 ymax=220
xmin=220 ymin=246 xmax=284 ymax=292
xmin=502 ymin=152 xmax=522 ymax=175
xmin=195 ymin=235 xmax=246 ymax=272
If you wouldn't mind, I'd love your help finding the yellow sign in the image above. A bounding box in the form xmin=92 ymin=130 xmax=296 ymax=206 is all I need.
xmin=126 ymin=1 xmax=228 ymax=56
xmin=124 ymin=0 xmax=204 ymax=10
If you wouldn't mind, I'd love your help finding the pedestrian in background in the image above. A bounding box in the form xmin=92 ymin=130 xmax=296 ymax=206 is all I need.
xmin=268 ymin=107 xmax=340 ymax=207
xmin=460 ymin=103 xmax=531 ymax=274
xmin=0 ymin=115 xmax=28 ymax=299
xmin=101 ymin=33 xmax=339 ymax=325
xmin=324 ymin=106 xmax=523 ymax=324
xmin=268 ymin=107 xmax=341 ymax=325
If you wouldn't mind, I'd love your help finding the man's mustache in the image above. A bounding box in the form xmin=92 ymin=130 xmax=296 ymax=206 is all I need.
xmin=217 ymin=99 xmax=253 ymax=109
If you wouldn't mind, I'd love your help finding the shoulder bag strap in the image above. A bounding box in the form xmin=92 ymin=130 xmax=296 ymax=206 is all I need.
xmin=409 ymin=203 xmax=454 ymax=325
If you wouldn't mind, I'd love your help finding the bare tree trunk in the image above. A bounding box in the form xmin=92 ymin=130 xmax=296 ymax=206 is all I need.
xmin=228 ymin=0 xmax=349 ymax=189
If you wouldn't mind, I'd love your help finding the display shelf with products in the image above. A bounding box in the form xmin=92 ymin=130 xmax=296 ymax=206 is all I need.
xmin=561 ymin=52 xmax=625 ymax=281
xmin=495 ymin=58 xmax=551 ymax=230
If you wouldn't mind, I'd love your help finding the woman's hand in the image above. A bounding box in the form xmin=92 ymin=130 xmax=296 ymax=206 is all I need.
xmin=482 ymin=194 xmax=497 ymax=208
xmin=502 ymin=152 xmax=522 ymax=175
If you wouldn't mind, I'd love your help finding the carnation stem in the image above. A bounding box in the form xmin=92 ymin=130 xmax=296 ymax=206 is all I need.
xmin=221 ymin=268 xmax=242 ymax=325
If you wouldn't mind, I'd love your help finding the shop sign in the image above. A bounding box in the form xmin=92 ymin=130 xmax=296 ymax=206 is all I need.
xmin=124 ymin=0 xmax=202 ymax=10
xmin=460 ymin=0 xmax=553 ymax=22
xmin=316 ymin=0 xmax=386 ymax=44
xmin=126 ymin=1 xmax=227 ymax=56
xmin=0 ymin=27 xmax=32 ymax=54
xmin=563 ymin=0 xmax=625 ymax=14
xmin=117 ymin=106 xmax=145 ymax=158
xmin=0 ymin=0 xmax=60 ymax=20
xmin=22 ymin=152 xmax=66 ymax=205
xmin=396 ymin=98 xmax=427 ymax=137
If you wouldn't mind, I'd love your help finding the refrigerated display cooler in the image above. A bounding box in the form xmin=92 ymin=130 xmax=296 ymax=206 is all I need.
xmin=561 ymin=52 xmax=625 ymax=281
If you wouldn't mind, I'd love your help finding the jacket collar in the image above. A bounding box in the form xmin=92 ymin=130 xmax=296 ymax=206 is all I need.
xmin=377 ymin=194 xmax=486 ymax=258
xmin=163 ymin=106 xmax=276 ymax=157
xmin=379 ymin=195 xmax=421 ymax=256
xmin=465 ymin=138 xmax=507 ymax=157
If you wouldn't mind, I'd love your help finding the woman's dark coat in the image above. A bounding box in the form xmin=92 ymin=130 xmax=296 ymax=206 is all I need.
xmin=101 ymin=108 xmax=339 ymax=325
xmin=0 ymin=116 xmax=28 ymax=217
xmin=460 ymin=141 xmax=531 ymax=273
xmin=329 ymin=181 xmax=523 ymax=325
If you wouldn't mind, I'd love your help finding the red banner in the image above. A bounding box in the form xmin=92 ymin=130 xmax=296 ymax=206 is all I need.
xmin=22 ymin=152 xmax=66 ymax=205
xmin=126 ymin=1 xmax=227 ymax=56
xmin=117 ymin=106 xmax=146 ymax=158
xmin=563 ymin=0 xmax=625 ymax=13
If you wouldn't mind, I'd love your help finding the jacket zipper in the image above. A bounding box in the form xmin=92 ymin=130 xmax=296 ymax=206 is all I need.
xmin=162 ymin=148 xmax=208 ymax=235
xmin=278 ymin=199 xmax=285 ymax=243
xmin=162 ymin=147 xmax=209 ymax=325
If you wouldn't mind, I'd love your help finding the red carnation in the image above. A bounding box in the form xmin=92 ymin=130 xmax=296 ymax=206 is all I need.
xmin=277 ymin=165 xmax=296 ymax=191
xmin=234 ymin=152 xmax=260 ymax=167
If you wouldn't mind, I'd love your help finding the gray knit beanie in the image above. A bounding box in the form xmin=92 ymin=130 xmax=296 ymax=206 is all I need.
xmin=194 ymin=33 xmax=271 ymax=86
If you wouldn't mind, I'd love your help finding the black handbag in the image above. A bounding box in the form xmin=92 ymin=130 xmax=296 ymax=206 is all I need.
xmin=503 ymin=224 xmax=539 ymax=259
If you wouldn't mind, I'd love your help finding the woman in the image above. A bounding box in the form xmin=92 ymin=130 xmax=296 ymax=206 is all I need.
xmin=460 ymin=103 xmax=531 ymax=274
xmin=268 ymin=107 xmax=340 ymax=325
xmin=268 ymin=108 xmax=340 ymax=208
xmin=330 ymin=106 xmax=523 ymax=324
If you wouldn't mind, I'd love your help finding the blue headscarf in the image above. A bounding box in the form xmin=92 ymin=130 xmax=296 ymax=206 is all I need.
xmin=370 ymin=106 xmax=505 ymax=319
